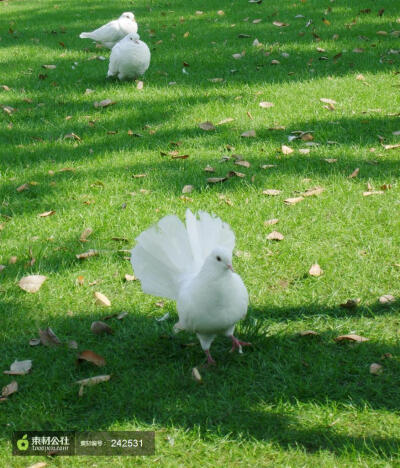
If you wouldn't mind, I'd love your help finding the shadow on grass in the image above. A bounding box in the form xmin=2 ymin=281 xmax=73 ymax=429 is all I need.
xmin=1 ymin=296 xmax=400 ymax=458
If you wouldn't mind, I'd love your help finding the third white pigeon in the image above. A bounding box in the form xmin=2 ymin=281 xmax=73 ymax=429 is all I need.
xmin=107 ymin=33 xmax=151 ymax=80
xmin=79 ymin=12 xmax=138 ymax=49
xmin=131 ymin=210 xmax=250 ymax=365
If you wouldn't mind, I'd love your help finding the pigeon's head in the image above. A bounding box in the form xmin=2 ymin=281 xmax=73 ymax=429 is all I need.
xmin=121 ymin=12 xmax=135 ymax=22
xmin=207 ymin=247 xmax=234 ymax=273
xmin=127 ymin=32 xmax=140 ymax=44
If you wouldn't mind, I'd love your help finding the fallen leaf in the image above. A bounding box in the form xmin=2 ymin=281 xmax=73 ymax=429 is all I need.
xmin=264 ymin=218 xmax=279 ymax=226
xmin=226 ymin=171 xmax=245 ymax=178
xmin=156 ymin=312 xmax=170 ymax=322
xmin=38 ymin=210 xmax=56 ymax=218
xmin=16 ymin=183 xmax=29 ymax=192
xmin=94 ymin=292 xmax=111 ymax=307
xmin=136 ymin=81 xmax=144 ymax=90
xmin=284 ymin=197 xmax=304 ymax=205
xmin=204 ymin=165 xmax=215 ymax=173
xmin=320 ymin=98 xmax=337 ymax=105
xmin=4 ymin=360 xmax=32 ymax=375
xmin=39 ymin=327 xmax=62 ymax=346
xmin=324 ymin=158 xmax=337 ymax=163
xmin=192 ymin=367 xmax=202 ymax=383
xmin=302 ymin=187 xmax=325 ymax=197
xmin=9 ymin=256 xmax=17 ymax=264
xmin=117 ymin=311 xmax=128 ymax=320
xmin=64 ymin=133 xmax=81 ymax=141
xmin=18 ymin=275 xmax=47 ymax=293
xmin=379 ymin=294 xmax=395 ymax=304
xmin=340 ymin=298 xmax=361 ymax=309
xmin=334 ymin=334 xmax=368 ymax=342
xmin=383 ymin=143 xmax=400 ymax=150
xmin=263 ymin=189 xmax=281 ymax=196
xmin=309 ymin=263 xmax=323 ymax=277
xmin=75 ymin=375 xmax=111 ymax=395
xmin=76 ymin=249 xmax=98 ymax=260
xmin=363 ymin=191 xmax=384 ymax=196
xmin=77 ymin=350 xmax=106 ymax=367
xmin=94 ymin=99 xmax=115 ymax=108
xmin=42 ymin=64 xmax=56 ymax=69
xmin=29 ymin=338 xmax=41 ymax=346
xmin=271 ymin=59 xmax=280 ymax=65
xmin=273 ymin=21 xmax=289 ymax=27
xmin=91 ymin=321 xmax=113 ymax=335
xmin=85 ymin=88 xmax=94 ymax=95
xmin=216 ymin=118 xmax=235 ymax=125
xmin=299 ymin=330 xmax=319 ymax=336
xmin=26 ymin=463 xmax=47 ymax=468
xmin=381 ymin=184 xmax=392 ymax=190
xmin=2 ymin=380 xmax=18 ymax=398
xmin=235 ymin=160 xmax=250 ymax=168
xmin=369 ymin=363 xmax=383 ymax=375
xmin=125 ymin=274 xmax=136 ymax=282
xmin=259 ymin=101 xmax=274 ymax=108
xmin=199 ymin=121 xmax=215 ymax=131
xmin=207 ymin=177 xmax=227 ymax=184
xmin=348 ymin=168 xmax=360 ymax=178
xmin=1 ymin=85 xmax=11 ymax=91
xmin=79 ymin=227 xmax=93 ymax=242
xmin=267 ymin=231 xmax=284 ymax=241
xmin=261 ymin=164 xmax=277 ymax=169
xmin=281 ymin=145 xmax=294 ymax=155
xmin=241 ymin=130 xmax=256 ymax=138
xmin=182 ymin=185 xmax=194 ymax=194
xmin=299 ymin=148 xmax=311 ymax=154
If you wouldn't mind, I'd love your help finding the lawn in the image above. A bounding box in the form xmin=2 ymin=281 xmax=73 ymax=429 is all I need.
xmin=1 ymin=0 xmax=400 ymax=466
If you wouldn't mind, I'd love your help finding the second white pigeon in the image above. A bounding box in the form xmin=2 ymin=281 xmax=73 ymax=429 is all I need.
xmin=79 ymin=12 xmax=138 ymax=49
xmin=131 ymin=210 xmax=250 ymax=365
xmin=107 ymin=33 xmax=151 ymax=80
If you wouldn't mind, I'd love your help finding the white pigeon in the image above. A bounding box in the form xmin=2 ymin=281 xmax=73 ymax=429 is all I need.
xmin=107 ymin=33 xmax=151 ymax=81
xmin=79 ymin=12 xmax=138 ymax=49
xmin=131 ymin=210 xmax=250 ymax=365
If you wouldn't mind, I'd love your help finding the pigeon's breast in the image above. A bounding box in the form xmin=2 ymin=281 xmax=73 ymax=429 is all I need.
xmin=177 ymin=272 xmax=248 ymax=334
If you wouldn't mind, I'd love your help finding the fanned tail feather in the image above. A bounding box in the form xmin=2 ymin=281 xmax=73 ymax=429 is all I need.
xmin=131 ymin=210 xmax=235 ymax=300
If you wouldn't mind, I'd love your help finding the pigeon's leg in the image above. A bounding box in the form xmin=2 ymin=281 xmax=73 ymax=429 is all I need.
xmin=204 ymin=350 xmax=216 ymax=366
xmin=230 ymin=335 xmax=252 ymax=354
xmin=197 ymin=333 xmax=217 ymax=365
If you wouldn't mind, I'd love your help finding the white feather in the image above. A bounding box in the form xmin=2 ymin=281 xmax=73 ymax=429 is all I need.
xmin=131 ymin=210 xmax=249 ymax=359
xmin=107 ymin=33 xmax=150 ymax=80
xmin=79 ymin=12 xmax=138 ymax=49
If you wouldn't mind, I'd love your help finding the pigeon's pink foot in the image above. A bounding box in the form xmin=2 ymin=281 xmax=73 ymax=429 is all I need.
xmin=204 ymin=349 xmax=216 ymax=366
xmin=230 ymin=335 xmax=252 ymax=353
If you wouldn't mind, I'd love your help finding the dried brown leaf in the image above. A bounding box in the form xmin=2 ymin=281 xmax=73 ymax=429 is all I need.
xmin=320 ymin=98 xmax=337 ymax=105
xmin=207 ymin=177 xmax=227 ymax=184
xmin=125 ymin=274 xmax=136 ymax=282
xmin=94 ymin=99 xmax=115 ymax=108
xmin=370 ymin=363 xmax=383 ymax=375
xmin=263 ymin=189 xmax=281 ymax=196
xmin=182 ymin=185 xmax=194 ymax=194
xmin=309 ymin=263 xmax=323 ymax=277
xmin=281 ymin=145 xmax=294 ymax=155
xmin=299 ymin=330 xmax=319 ymax=336
xmin=340 ymin=298 xmax=361 ymax=309
xmin=94 ymin=292 xmax=111 ymax=307
xmin=18 ymin=275 xmax=47 ymax=293
xmin=379 ymin=294 xmax=395 ymax=304
xmin=2 ymin=380 xmax=18 ymax=398
xmin=38 ymin=210 xmax=56 ymax=218
xmin=39 ymin=327 xmax=62 ymax=346
xmin=79 ymin=227 xmax=93 ymax=242
xmin=267 ymin=231 xmax=284 ymax=241
xmin=348 ymin=168 xmax=360 ymax=178
xmin=199 ymin=121 xmax=216 ymax=131
xmin=334 ymin=334 xmax=368 ymax=342
xmin=4 ymin=359 xmax=32 ymax=375
xmin=284 ymin=196 xmax=304 ymax=205
xmin=76 ymin=249 xmax=98 ymax=260
xmin=241 ymin=130 xmax=256 ymax=138
xmin=77 ymin=350 xmax=106 ymax=367
xmin=264 ymin=218 xmax=279 ymax=226
xmin=303 ymin=187 xmax=325 ymax=197
xmin=259 ymin=101 xmax=274 ymax=108
xmin=91 ymin=321 xmax=113 ymax=335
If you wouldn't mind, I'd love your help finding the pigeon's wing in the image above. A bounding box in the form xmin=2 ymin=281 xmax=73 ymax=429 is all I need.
xmin=107 ymin=44 xmax=121 ymax=76
xmin=185 ymin=209 xmax=235 ymax=271
xmin=80 ymin=19 xmax=121 ymax=44
xmin=131 ymin=215 xmax=196 ymax=300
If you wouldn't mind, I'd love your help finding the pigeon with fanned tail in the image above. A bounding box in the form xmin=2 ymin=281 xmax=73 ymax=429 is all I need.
xmin=131 ymin=210 xmax=250 ymax=365
xmin=79 ymin=12 xmax=138 ymax=49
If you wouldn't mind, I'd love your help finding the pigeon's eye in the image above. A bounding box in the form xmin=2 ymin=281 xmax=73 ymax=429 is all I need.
xmin=216 ymin=256 xmax=221 ymax=262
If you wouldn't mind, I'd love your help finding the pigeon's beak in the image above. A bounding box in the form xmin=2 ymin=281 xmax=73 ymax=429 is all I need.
xmin=227 ymin=264 xmax=234 ymax=272
xmin=134 ymin=39 xmax=140 ymax=44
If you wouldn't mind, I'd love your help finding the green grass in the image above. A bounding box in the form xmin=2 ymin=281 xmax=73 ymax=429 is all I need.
xmin=1 ymin=0 xmax=400 ymax=466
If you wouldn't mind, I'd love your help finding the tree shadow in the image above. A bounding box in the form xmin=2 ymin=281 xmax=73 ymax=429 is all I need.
xmin=1 ymin=298 xmax=400 ymax=459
